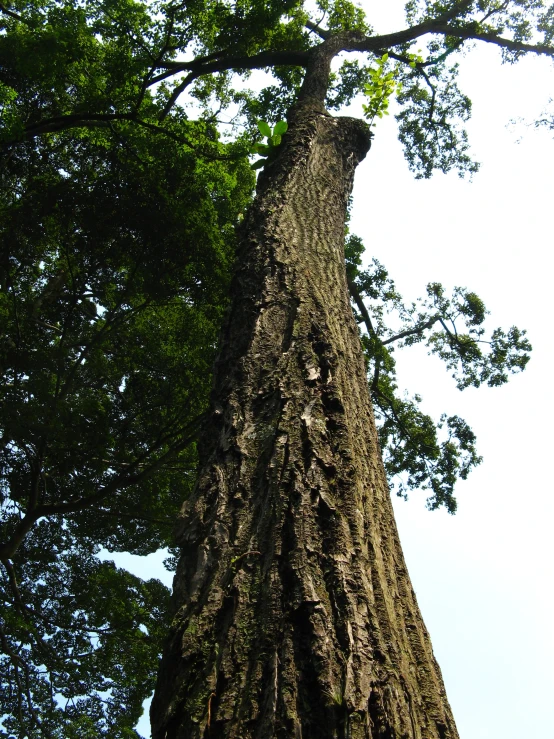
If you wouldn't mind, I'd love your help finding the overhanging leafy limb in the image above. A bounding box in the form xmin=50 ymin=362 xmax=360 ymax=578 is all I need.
xmin=345 ymin=238 xmax=530 ymax=511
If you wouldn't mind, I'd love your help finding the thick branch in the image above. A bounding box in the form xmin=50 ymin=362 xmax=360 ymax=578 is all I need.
xmin=305 ymin=20 xmax=330 ymax=40
xmin=150 ymin=4 xmax=527 ymax=110
xmin=347 ymin=277 xmax=377 ymax=338
xmin=18 ymin=8 xmax=551 ymax=142
xmin=150 ymin=49 xmax=310 ymax=85
xmin=432 ymin=24 xmax=554 ymax=57
xmin=301 ymin=1 xmax=475 ymax=57
xmin=0 ymin=3 xmax=24 ymax=22
xmin=15 ymin=112 xmax=239 ymax=161
xmin=159 ymin=72 xmax=196 ymax=121
xmin=305 ymin=6 xmax=554 ymax=62
xmin=21 ymin=112 xmax=137 ymax=139
xmin=95 ymin=510 xmax=174 ymax=526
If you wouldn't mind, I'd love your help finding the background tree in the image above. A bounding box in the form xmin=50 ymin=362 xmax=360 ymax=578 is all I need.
xmin=1 ymin=4 xmax=548 ymax=731
xmin=1 ymin=24 xmax=254 ymax=731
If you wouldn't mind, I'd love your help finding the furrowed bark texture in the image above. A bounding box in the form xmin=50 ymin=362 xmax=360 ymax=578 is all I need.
xmin=151 ymin=107 xmax=459 ymax=739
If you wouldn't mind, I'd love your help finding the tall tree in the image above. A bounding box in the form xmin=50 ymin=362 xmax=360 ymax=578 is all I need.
xmin=143 ymin=2 xmax=547 ymax=737
xmin=0 ymin=0 xmax=550 ymax=736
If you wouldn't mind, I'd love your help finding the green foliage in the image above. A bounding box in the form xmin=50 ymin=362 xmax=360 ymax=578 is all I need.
xmin=326 ymin=59 xmax=373 ymax=110
xmin=315 ymin=0 xmax=372 ymax=33
xmin=250 ymin=119 xmax=288 ymax=169
xmin=395 ymin=53 xmax=479 ymax=178
xmin=405 ymin=0 xmax=552 ymax=62
xmin=362 ymin=54 xmax=403 ymax=127
xmin=360 ymin=43 xmax=478 ymax=177
xmin=344 ymin=233 xmax=365 ymax=281
xmin=405 ymin=0 xmax=474 ymax=26
xmin=345 ymin=238 xmax=531 ymax=512
xmin=0 ymin=81 xmax=22 ymax=142
xmin=1 ymin=533 xmax=169 ymax=737
xmin=423 ymin=283 xmax=532 ymax=388
xmin=1 ymin=40 xmax=253 ymax=732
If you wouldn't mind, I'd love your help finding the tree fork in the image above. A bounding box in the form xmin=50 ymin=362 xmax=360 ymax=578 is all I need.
xmin=151 ymin=104 xmax=459 ymax=738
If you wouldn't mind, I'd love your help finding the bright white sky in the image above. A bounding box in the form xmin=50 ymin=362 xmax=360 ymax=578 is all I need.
xmin=130 ymin=3 xmax=554 ymax=736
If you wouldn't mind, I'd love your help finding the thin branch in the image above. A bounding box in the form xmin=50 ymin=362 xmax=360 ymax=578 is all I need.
xmin=427 ymin=0 xmax=475 ymax=25
xmin=0 ymin=621 xmax=28 ymax=669
xmin=479 ymin=0 xmax=510 ymax=25
xmin=0 ymin=621 xmax=32 ymax=730
xmin=3 ymin=558 xmax=24 ymax=609
xmin=16 ymin=110 xmax=243 ymax=161
xmin=382 ymin=315 xmax=441 ymax=346
xmin=347 ymin=277 xmax=377 ymax=337
xmin=37 ymin=420 xmax=202 ymax=517
xmin=135 ymin=11 xmax=178 ymax=111
xmin=22 ymin=112 xmax=137 ymax=138
xmin=2 ymin=560 xmax=63 ymax=678
xmin=386 ymin=43 xmax=461 ymax=69
xmin=371 ymin=357 xmax=381 ymax=393
xmin=418 ymin=65 xmax=439 ymax=127
xmin=346 ymin=278 xmax=382 ymax=392
xmin=373 ymin=389 xmax=437 ymax=454
xmin=130 ymin=117 xmax=243 ymax=159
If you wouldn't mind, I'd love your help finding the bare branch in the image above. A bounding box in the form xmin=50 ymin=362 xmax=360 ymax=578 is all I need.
xmin=382 ymin=316 xmax=441 ymax=346
xmin=305 ymin=19 xmax=330 ymax=40
xmin=347 ymin=277 xmax=377 ymax=338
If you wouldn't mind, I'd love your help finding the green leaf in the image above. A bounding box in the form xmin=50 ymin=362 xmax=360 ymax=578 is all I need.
xmin=270 ymin=134 xmax=281 ymax=146
xmin=257 ymin=120 xmax=272 ymax=138
xmin=251 ymin=158 xmax=267 ymax=169
xmin=273 ymin=120 xmax=288 ymax=135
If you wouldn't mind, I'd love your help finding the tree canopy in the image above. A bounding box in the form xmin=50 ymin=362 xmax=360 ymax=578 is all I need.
xmin=1 ymin=0 xmax=551 ymax=735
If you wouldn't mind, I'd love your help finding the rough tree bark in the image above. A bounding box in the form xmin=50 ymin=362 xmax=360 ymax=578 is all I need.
xmin=151 ymin=42 xmax=459 ymax=739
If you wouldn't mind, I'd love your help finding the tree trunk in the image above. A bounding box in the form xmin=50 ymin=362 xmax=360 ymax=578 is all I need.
xmin=150 ymin=103 xmax=459 ymax=739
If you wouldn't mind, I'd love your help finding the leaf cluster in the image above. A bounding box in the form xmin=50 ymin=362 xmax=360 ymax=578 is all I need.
xmin=346 ymin=237 xmax=531 ymax=512
xmin=395 ymin=49 xmax=479 ymax=178
xmin=249 ymin=118 xmax=288 ymax=169
xmin=314 ymin=0 xmax=372 ymax=34
xmin=1 ymin=103 xmax=253 ymax=735
xmin=362 ymin=53 xmax=403 ymax=127
xmin=1 ymin=527 xmax=169 ymax=738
